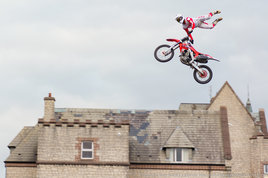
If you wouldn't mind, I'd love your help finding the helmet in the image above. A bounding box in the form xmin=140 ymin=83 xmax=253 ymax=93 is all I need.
xmin=175 ymin=14 xmax=184 ymax=24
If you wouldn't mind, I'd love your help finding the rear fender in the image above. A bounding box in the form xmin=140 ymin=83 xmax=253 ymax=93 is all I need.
xmin=203 ymin=53 xmax=220 ymax=62
xmin=208 ymin=58 xmax=220 ymax=62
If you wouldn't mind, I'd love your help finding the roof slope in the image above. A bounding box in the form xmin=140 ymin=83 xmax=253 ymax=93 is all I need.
xmin=129 ymin=106 xmax=224 ymax=164
xmin=8 ymin=127 xmax=33 ymax=148
xmin=5 ymin=126 xmax=38 ymax=163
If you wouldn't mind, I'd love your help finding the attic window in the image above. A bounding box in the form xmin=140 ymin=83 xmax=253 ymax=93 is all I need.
xmin=81 ymin=141 xmax=93 ymax=159
xmin=166 ymin=148 xmax=192 ymax=163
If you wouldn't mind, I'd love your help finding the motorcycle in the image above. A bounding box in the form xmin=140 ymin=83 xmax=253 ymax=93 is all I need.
xmin=154 ymin=36 xmax=219 ymax=84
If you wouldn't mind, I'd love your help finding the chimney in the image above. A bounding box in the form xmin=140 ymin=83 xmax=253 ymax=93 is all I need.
xmin=43 ymin=93 xmax=55 ymax=121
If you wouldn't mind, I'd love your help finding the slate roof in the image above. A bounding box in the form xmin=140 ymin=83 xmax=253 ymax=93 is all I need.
xmin=8 ymin=126 xmax=33 ymax=149
xmin=129 ymin=104 xmax=224 ymax=164
xmin=5 ymin=126 xmax=38 ymax=163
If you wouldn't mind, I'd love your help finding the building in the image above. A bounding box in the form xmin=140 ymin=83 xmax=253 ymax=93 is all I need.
xmin=4 ymin=82 xmax=268 ymax=178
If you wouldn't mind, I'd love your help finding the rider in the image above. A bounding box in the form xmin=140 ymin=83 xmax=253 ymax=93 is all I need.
xmin=175 ymin=11 xmax=223 ymax=44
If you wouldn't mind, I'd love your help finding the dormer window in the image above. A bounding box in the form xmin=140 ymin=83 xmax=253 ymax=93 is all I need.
xmin=164 ymin=147 xmax=193 ymax=163
xmin=173 ymin=148 xmax=193 ymax=163
xmin=163 ymin=127 xmax=195 ymax=163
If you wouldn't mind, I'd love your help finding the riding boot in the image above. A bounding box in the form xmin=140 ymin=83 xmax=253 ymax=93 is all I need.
xmin=212 ymin=10 xmax=221 ymax=15
xmin=213 ymin=17 xmax=223 ymax=26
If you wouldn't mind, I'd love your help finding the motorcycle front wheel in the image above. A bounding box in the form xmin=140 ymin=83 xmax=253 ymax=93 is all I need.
xmin=193 ymin=65 xmax=213 ymax=84
xmin=154 ymin=44 xmax=174 ymax=62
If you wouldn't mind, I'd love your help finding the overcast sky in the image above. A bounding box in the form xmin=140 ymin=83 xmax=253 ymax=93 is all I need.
xmin=1 ymin=0 xmax=268 ymax=177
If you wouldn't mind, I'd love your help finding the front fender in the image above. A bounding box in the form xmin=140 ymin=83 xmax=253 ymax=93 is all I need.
xmin=166 ymin=39 xmax=180 ymax=43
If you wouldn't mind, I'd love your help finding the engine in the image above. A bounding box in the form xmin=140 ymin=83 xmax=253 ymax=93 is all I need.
xmin=180 ymin=50 xmax=191 ymax=65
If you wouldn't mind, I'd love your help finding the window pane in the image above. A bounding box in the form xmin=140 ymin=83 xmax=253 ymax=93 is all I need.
xmin=176 ymin=148 xmax=182 ymax=162
xmin=183 ymin=149 xmax=189 ymax=162
xmin=265 ymin=165 xmax=268 ymax=174
xmin=82 ymin=151 xmax=92 ymax=158
xmin=83 ymin=141 xmax=92 ymax=149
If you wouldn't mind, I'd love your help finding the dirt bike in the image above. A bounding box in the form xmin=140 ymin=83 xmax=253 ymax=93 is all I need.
xmin=154 ymin=36 xmax=219 ymax=84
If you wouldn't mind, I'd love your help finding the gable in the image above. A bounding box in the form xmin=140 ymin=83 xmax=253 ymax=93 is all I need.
xmin=208 ymin=81 xmax=254 ymax=121
xmin=163 ymin=126 xmax=195 ymax=148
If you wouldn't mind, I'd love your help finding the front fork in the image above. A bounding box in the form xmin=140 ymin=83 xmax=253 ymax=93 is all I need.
xmin=163 ymin=42 xmax=180 ymax=56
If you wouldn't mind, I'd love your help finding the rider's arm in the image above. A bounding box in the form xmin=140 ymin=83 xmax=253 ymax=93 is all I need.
xmin=184 ymin=28 xmax=193 ymax=41
xmin=186 ymin=17 xmax=195 ymax=30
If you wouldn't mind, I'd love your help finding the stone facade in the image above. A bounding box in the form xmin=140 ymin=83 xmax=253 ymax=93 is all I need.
xmin=5 ymin=82 xmax=268 ymax=178
xmin=208 ymin=82 xmax=257 ymax=177
xmin=6 ymin=167 xmax=36 ymax=178
xmin=251 ymin=136 xmax=268 ymax=178
xmin=37 ymin=165 xmax=129 ymax=178
xmin=128 ymin=169 xmax=230 ymax=178
xmin=35 ymin=121 xmax=129 ymax=178
xmin=37 ymin=125 xmax=129 ymax=163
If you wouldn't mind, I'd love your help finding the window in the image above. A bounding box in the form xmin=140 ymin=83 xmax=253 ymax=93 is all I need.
xmin=81 ymin=141 xmax=93 ymax=159
xmin=168 ymin=148 xmax=192 ymax=163
xmin=175 ymin=148 xmax=182 ymax=162
xmin=264 ymin=165 xmax=268 ymax=174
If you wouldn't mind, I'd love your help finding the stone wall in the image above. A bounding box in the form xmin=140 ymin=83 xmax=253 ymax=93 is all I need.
xmin=208 ymin=83 xmax=256 ymax=177
xmin=251 ymin=136 xmax=268 ymax=178
xmin=128 ymin=169 xmax=230 ymax=178
xmin=37 ymin=124 xmax=129 ymax=163
xmin=37 ymin=165 xmax=129 ymax=178
xmin=6 ymin=167 xmax=36 ymax=178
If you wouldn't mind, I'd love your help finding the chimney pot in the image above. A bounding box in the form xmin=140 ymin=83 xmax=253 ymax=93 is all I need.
xmin=49 ymin=93 xmax=52 ymax=97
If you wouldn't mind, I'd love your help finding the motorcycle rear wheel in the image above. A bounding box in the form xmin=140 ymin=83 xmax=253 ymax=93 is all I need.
xmin=193 ymin=65 xmax=213 ymax=84
xmin=154 ymin=44 xmax=174 ymax=62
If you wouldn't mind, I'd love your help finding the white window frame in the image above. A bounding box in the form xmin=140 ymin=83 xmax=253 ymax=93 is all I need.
xmin=264 ymin=164 xmax=268 ymax=174
xmin=81 ymin=141 xmax=94 ymax=159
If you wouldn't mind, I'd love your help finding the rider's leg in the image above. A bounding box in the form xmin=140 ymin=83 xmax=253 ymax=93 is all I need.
xmin=198 ymin=22 xmax=215 ymax=29
xmin=196 ymin=11 xmax=221 ymax=23
xmin=196 ymin=13 xmax=213 ymax=22
xmin=198 ymin=17 xmax=223 ymax=29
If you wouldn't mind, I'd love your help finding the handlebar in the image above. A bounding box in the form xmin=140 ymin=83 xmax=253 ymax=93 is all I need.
xmin=181 ymin=36 xmax=189 ymax=42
